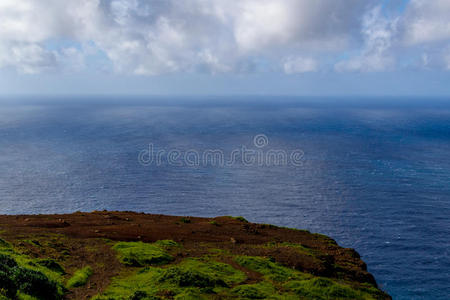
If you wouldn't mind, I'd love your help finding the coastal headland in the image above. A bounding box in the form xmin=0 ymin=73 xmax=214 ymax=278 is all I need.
xmin=0 ymin=211 xmax=390 ymax=299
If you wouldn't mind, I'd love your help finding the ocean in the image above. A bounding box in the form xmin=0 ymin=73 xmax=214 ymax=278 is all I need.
xmin=0 ymin=96 xmax=449 ymax=299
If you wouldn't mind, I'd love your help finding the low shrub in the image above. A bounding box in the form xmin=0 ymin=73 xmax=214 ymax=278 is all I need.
xmin=129 ymin=290 xmax=150 ymax=300
xmin=0 ymin=252 xmax=64 ymax=299
xmin=0 ymin=270 xmax=18 ymax=298
xmin=0 ymin=254 xmax=18 ymax=270
xmin=0 ymin=239 xmax=10 ymax=248
xmin=14 ymin=267 xmax=62 ymax=299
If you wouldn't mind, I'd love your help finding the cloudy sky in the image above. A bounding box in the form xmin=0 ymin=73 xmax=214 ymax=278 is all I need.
xmin=1 ymin=0 xmax=450 ymax=96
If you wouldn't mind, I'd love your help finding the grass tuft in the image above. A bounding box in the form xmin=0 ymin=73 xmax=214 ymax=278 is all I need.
xmin=235 ymin=256 xmax=302 ymax=282
xmin=158 ymin=267 xmax=226 ymax=288
xmin=157 ymin=258 xmax=246 ymax=288
xmin=113 ymin=241 xmax=177 ymax=267
xmin=66 ymin=266 xmax=93 ymax=288
xmin=209 ymin=220 xmax=220 ymax=226
xmin=231 ymin=282 xmax=275 ymax=299
xmin=35 ymin=259 xmax=65 ymax=275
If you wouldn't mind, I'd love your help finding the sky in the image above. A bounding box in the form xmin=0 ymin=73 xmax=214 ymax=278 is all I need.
xmin=1 ymin=0 xmax=450 ymax=96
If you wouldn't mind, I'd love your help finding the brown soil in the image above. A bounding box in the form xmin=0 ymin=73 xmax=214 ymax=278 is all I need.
xmin=0 ymin=211 xmax=389 ymax=299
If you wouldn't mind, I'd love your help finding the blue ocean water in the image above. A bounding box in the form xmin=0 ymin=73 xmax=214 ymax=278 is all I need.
xmin=0 ymin=97 xmax=449 ymax=299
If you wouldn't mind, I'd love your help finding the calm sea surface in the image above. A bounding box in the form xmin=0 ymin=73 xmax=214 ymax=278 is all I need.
xmin=0 ymin=97 xmax=449 ymax=299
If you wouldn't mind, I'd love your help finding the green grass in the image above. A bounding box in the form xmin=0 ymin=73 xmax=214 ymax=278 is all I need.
xmin=263 ymin=241 xmax=315 ymax=255
xmin=93 ymin=257 xmax=247 ymax=299
xmin=235 ymin=256 xmax=386 ymax=300
xmin=0 ymin=238 xmax=9 ymax=248
xmin=113 ymin=240 xmax=178 ymax=267
xmin=0 ymin=232 xmax=388 ymax=300
xmin=0 ymin=254 xmax=64 ymax=299
xmin=161 ymin=258 xmax=246 ymax=287
xmin=17 ymin=293 xmax=40 ymax=300
xmin=283 ymin=278 xmax=377 ymax=299
xmin=153 ymin=240 xmax=180 ymax=249
xmin=231 ymin=282 xmax=276 ymax=299
xmin=34 ymin=259 xmax=65 ymax=275
xmin=66 ymin=266 xmax=93 ymax=288
xmin=235 ymin=255 xmax=303 ymax=282
xmin=209 ymin=220 xmax=220 ymax=226
xmin=0 ymin=237 xmax=65 ymax=299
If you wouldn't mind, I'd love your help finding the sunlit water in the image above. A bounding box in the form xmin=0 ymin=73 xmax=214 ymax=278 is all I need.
xmin=0 ymin=97 xmax=449 ymax=299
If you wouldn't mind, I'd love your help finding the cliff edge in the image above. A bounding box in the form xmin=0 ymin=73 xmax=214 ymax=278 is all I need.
xmin=0 ymin=211 xmax=390 ymax=299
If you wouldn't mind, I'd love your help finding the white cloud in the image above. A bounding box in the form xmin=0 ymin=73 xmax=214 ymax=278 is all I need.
xmin=0 ymin=42 xmax=56 ymax=74
xmin=283 ymin=57 xmax=318 ymax=74
xmin=86 ymin=0 xmax=367 ymax=74
xmin=444 ymin=48 xmax=450 ymax=70
xmin=0 ymin=0 xmax=97 ymax=73
xmin=0 ymin=0 xmax=450 ymax=74
xmin=398 ymin=0 xmax=450 ymax=70
xmin=0 ymin=0 xmax=371 ymax=74
xmin=335 ymin=6 xmax=397 ymax=72
xmin=401 ymin=0 xmax=450 ymax=45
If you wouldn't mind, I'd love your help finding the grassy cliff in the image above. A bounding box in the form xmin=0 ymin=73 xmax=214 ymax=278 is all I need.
xmin=0 ymin=212 xmax=390 ymax=299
